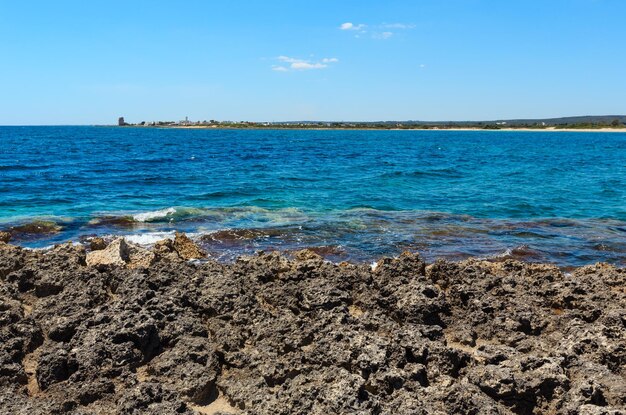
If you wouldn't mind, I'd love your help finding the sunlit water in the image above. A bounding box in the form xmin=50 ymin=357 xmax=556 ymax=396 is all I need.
xmin=1 ymin=126 xmax=625 ymax=267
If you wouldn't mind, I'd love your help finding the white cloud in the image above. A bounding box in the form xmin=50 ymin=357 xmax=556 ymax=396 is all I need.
xmin=341 ymin=21 xmax=414 ymax=40
xmin=278 ymin=56 xmax=299 ymax=63
xmin=381 ymin=23 xmax=415 ymax=29
xmin=340 ymin=22 xmax=366 ymax=31
xmin=373 ymin=31 xmax=393 ymax=40
xmin=291 ymin=62 xmax=327 ymax=70
xmin=272 ymin=56 xmax=338 ymax=72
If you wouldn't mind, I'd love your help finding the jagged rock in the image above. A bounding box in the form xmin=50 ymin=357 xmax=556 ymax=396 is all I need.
xmin=89 ymin=237 xmax=107 ymax=251
xmin=173 ymin=232 xmax=206 ymax=260
xmin=0 ymin=231 xmax=10 ymax=243
xmin=146 ymin=336 xmax=220 ymax=403
xmin=85 ymin=238 xmax=154 ymax=269
xmin=293 ymin=249 xmax=324 ymax=262
xmin=0 ymin=247 xmax=623 ymax=414
xmin=154 ymin=238 xmax=175 ymax=254
xmin=36 ymin=347 xmax=78 ymax=390
xmin=85 ymin=237 xmax=129 ymax=268
xmin=127 ymin=243 xmax=156 ymax=269
xmin=153 ymin=238 xmax=183 ymax=262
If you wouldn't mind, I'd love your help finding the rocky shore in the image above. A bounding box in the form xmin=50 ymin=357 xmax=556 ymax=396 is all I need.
xmin=0 ymin=235 xmax=624 ymax=414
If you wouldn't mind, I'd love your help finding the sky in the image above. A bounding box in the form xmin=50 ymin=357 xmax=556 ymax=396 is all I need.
xmin=1 ymin=0 xmax=625 ymax=125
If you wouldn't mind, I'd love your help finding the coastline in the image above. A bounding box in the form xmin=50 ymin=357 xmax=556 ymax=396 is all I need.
xmin=141 ymin=125 xmax=626 ymax=133
xmin=0 ymin=237 xmax=624 ymax=413
xmin=3 ymin=210 xmax=626 ymax=268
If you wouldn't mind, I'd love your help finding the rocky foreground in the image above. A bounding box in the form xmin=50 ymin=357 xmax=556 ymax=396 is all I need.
xmin=0 ymin=235 xmax=624 ymax=415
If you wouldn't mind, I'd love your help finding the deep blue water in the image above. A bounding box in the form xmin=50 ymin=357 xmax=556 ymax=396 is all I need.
xmin=1 ymin=126 xmax=625 ymax=266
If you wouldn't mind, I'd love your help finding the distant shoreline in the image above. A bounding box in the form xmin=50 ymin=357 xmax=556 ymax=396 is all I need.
xmin=130 ymin=125 xmax=626 ymax=133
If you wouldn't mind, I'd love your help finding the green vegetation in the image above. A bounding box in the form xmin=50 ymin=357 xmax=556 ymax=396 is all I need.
xmin=118 ymin=116 xmax=626 ymax=130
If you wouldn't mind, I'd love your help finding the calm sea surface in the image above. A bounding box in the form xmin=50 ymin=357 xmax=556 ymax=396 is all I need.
xmin=1 ymin=126 xmax=625 ymax=266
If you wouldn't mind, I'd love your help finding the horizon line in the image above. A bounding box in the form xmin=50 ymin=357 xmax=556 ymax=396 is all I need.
xmin=2 ymin=114 xmax=626 ymax=127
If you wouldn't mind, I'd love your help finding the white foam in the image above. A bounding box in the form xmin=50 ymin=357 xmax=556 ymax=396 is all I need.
xmin=29 ymin=241 xmax=83 ymax=252
xmin=125 ymin=231 xmax=175 ymax=246
xmin=133 ymin=207 xmax=176 ymax=222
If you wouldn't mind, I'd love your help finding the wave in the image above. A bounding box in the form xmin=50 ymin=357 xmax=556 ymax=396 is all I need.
xmin=83 ymin=206 xmax=310 ymax=231
xmin=484 ymin=245 xmax=543 ymax=262
xmin=133 ymin=207 xmax=177 ymax=222
xmin=124 ymin=231 xmax=177 ymax=245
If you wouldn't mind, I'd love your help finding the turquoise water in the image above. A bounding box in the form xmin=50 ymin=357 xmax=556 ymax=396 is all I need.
xmin=1 ymin=126 xmax=625 ymax=266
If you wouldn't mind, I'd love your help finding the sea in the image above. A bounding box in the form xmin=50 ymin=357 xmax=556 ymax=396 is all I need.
xmin=1 ymin=126 xmax=625 ymax=267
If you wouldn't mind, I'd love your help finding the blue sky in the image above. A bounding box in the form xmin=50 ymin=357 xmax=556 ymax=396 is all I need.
xmin=1 ymin=0 xmax=625 ymax=124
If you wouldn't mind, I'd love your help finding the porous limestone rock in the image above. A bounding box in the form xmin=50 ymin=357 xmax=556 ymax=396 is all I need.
xmin=89 ymin=237 xmax=107 ymax=251
xmin=0 ymin=231 xmax=10 ymax=243
xmin=0 ymin=246 xmax=623 ymax=414
xmin=173 ymin=232 xmax=206 ymax=260
xmin=85 ymin=237 xmax=129 ymax=268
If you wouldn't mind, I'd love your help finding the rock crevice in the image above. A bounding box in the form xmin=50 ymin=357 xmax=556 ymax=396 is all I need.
xmin=0 ymin=242 xmax=624 ymax=414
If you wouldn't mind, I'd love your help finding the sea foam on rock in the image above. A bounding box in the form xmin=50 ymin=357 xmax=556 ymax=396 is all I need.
xmin=84 ymin=233 xmax=206 ymax=269
xmin=0 ymin=242 xmax=624 ymax=414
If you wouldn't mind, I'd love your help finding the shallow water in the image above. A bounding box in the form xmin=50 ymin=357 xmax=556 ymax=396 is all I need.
xmin=1 ymin=126 xmax=625 ymax=266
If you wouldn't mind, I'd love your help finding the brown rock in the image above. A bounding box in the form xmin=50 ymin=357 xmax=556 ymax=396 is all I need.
xmin=154 ymin=238 xmax=175 ymax=254
xmin=0 ymin=231 xmax=10 ymax=243
xmin=86 ymin=238 xmax=129 ymax=268
xmin=293 ymin=249 xmax=323 ymax=262
xmin=89 ymin=237 xmax=107 ymax=251
xmin=173 ymin=232 xmax=206 ymax=260
xmin=127 ymin=243 xmax=156 ymax=269
xmin=154 ymin=238 xmax=182 ymax=262
xmin=85 ymin=237 xmax=155 ymax=268
xmin=8 ymin=220 xmax=62 ymax=237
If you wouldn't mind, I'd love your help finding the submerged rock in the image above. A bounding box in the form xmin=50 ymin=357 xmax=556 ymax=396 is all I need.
xmin=87 ymin=215 xmax=137 ymax=228
xmin=6 ymin=220 xmax=62 ymax=239
xmin=0 ymin=245 xmax=623 ymax=414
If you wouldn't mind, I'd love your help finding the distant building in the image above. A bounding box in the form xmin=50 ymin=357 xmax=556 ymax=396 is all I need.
xmin=118 ymin=117 xmax=126 ymax=126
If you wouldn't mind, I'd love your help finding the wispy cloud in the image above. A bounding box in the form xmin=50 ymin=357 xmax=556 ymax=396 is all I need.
xmin=340 ymin=22 xmax=366 ymax=31
xmin=272 ymin=56 xmax=339 ymax=72
xmin=271 ymin=66 xmax=289 ymax=72
xmin=340 ymin=21 xmax=414 ymax=40
xmin=373 ymin=31 xmax=393 ymax=40
xmin=381 ymin=23 xmax=415 ymax=30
